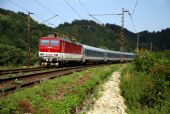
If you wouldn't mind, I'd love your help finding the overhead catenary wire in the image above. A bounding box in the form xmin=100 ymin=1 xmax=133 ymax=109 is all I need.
xmin=78 ymin=0 xmax=103 ymax=25
xmin=31 ymin=14 xmax=45 ymax=21
xmin=130 ymin=0 xmax=139 ymax=50
xmin=129 ymin=13 xmax=136 ymax=32
xmin=40 ymin=15 xmax=58 ymax=24
xmin=7 ymin=0 xmax=45 ymax=21
xmin=88 ymin=13 xmax=122 ymax=16
xmin=88 ymin=14 xmax=104 ymax=25
xmin=65 ymin=0 xmax=83 ymax=20
xmin=6 ymin=0 xmax=57 ymax=33
xmin=33 ymin=0 xmax=68 ymax=23
xmin=88 ymin=13 xmax=123 ymax=25
xmin=33 ymin=0 xmax=67 ymax=22
xmin=132 ymin=1 xmax=138 ymax=16
xmin=129 ymin=0 xmax=138 ymax=32
xmin=78 ymin=0 xmax=90 ymax=14
xmin=7 ymin=0 xmax=29 ymax=12
xmin=33 ymin=0 xmax=56 ymax=15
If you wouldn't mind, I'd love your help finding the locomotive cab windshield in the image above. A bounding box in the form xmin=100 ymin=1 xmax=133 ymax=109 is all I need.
xmin=39 ymin=39 xmax=59 ymax=47
xmin=39 ymin=38 xmax=60 ymax=52
xmin=50 ymin=40 xmax=59 ymax=47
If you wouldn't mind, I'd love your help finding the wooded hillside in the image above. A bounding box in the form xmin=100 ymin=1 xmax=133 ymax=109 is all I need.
xmin=0 ymin=8 xmax=169 ymax=66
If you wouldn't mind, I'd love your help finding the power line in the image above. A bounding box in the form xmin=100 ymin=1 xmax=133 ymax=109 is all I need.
xmin=129 ymin=0 xmax=138 ymax=32
xmin=33 ymin=14 xmax=44 ymax=21
xmin=78 ymin=0 xmax=103 ymax=24
xmin=8 ymin=0 xmax=29 ymax=12
xmin=89 ymin=14 xmax=104 ymax=25
xmin=89 ymin=13 xmax=121 ymax=16
xmin=65 ymin=0 xmax=83 ymax=20
xmin=78 ymin=0 xmax=90 ymax=14
xmin=88 ymin=13 xmax=123 ymax=25
xmin=7 ymin=0 xmax=45 ymax=21
xmin=33 ymin=0 xmax=68 ymax=22
xmin=129 ymin=1 xmax=139 ymax=50
xmin=40 ymin=15 xmax=58 ymax=24
xmin=129 ymin=14 xmax=139 ymax=50
xmin=129 ymin=13 xmax=136 ymax=32
xmin=129 ymin=4 xmax=139 ymax=50
xmin=132 ymin=1 xmax=138 ymax=16
xmin=33 ymin=0 xmax=56 ymax=15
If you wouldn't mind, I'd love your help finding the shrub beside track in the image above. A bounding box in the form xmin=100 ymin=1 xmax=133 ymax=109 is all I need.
xmin=120 ymin=51 xmax=170 ymax=114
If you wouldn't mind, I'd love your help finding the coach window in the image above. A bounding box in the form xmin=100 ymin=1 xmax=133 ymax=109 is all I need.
xmin=115 ymin=53 xmax=119 ymax=58
xmin=96 ymin=51 xmax=98 ymax=57
xmin=92 ymin=51 xmax=94 ymax=57
xmin=98 ymin=52 xmax=100 ymax=57
xmin=93 ymin=51 xmax=95 ymax=57
xmin=90 ymin=50 xmax=93 ymax=57
xmin=89 ymin=50 xmax=91 ymax=56
xmin=40 ymin=40 xmax=49 ymax=46
xmin=51 ymin=40 xmax=59 ymax=46
xmin=85 ymin=50 xmax=87 ymax=55
xmin=87 ymin=50 xmax=89 ymax=56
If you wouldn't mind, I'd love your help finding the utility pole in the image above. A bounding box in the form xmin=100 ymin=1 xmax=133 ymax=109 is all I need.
xmin=136 ymin=33 xmax=139 ymax=51
xmin=150 ymin=37 xmax=152 ymax=52
xmin=81 ymin=25 xmax=98 ymax=47
xmin=120 ymin=8 xmax=129 ymax=63
xmin=89 ymin=8 xmax=129 ymax=62
xmin=120 ymin=8 xmax=125 ymax=63
xmin=26 ymin=11 xmax=33 ymax=66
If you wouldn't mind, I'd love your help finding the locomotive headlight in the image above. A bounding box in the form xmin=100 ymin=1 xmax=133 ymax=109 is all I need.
xmin=54 ymin=54 xmax=58 ymax=56
xmin=40 ymin=53 xmax=44 ymax=56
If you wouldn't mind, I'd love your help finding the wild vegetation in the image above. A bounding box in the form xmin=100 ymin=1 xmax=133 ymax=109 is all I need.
xmin=0 ymin=8 xmax=170 ymax=66
xmin=0 ymin=8 xmax=54 ymax=66
xmin=120 ymin=50 xmax=170 ymax=114
xmin=0 ymin=65 xmax=119 ymax=114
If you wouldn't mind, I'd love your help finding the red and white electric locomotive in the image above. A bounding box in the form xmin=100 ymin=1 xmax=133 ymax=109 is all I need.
xmin=39 ymin=36 xmax=83 ymax=66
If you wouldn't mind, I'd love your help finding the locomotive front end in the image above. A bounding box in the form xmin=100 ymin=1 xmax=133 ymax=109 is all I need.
xmin=38 ymin=37 xmax=61 ymax=66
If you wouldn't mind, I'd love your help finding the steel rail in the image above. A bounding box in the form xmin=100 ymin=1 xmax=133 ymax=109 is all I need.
xmin=0 ymin=66 xmax=86 ymax=96
xmin=0 ymin=67 xmax=47 ymax=75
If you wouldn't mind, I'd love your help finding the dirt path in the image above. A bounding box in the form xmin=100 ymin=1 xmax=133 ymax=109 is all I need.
xmin=87 ymin=71 xmax=127 ymax=114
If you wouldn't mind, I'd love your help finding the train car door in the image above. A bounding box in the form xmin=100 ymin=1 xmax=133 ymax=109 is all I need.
xmin=61 ymin=40 xmax=65 ymax=61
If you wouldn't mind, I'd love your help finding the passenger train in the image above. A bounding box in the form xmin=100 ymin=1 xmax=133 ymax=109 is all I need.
xmin=38 ymin=35 xmax=135 ymax=66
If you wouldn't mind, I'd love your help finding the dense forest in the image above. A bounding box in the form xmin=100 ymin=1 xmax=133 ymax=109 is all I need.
xmin=0 ymin=8 xmax=170 ymax=66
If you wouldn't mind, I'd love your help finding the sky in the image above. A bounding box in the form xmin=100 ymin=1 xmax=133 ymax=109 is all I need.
xmin=0 ymin=0 xmax=170 ymax=33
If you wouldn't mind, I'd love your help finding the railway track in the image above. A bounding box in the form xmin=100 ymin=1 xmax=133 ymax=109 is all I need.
xmin=0 ymin=67 xmax=47 ymax=76
xmin=0 ymin=66 xmax=87 ymax=96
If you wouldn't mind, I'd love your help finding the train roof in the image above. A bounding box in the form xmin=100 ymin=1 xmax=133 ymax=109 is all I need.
xmin=40 ymin=37 xmax=82 ymax=46
xmin=82 ymin=45 xmax=106 ymax=52
xmin=82 ymin=45 xmax=134 ymax=55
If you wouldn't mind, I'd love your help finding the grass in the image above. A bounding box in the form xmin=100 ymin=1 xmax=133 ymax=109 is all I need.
xmin=0 ymin=64 xmax=119 ymax=114
xmin=120 ymin=64 xmax=170 ymax=114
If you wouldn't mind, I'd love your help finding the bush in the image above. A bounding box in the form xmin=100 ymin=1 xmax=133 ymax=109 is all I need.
xmin=0 ymin=44 xmax=24 ymax=66
xmin=0 ymin=44 xmax=38 ymax=66
xmin=121 ymin=51 xmax=170 ymax=114
xmin=132 ymin=50 xmax=155 ymax=73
